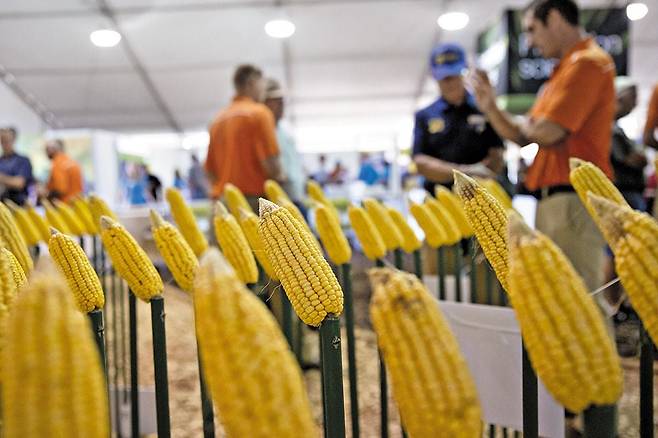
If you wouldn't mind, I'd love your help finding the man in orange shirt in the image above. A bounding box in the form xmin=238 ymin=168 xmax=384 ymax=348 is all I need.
xmin=643 ymin=84 xmax=658 ymax=149
xmin=472 ymin=0 xmax=615 ymax=291
xmin=45 ymin=139 xmax=83 ymax=203
xmin=205 ymin=64 xmax=284 ymax=210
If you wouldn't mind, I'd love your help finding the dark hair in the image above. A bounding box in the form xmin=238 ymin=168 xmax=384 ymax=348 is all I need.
xmin=3 ymin=126 xmax=17 ymax=139
xmin=233 ymin=64 xmax=262 ymax=90
xmin=53 ymin=138 xmax=65 ymax=150
xmin=525 ymin=0 xmax=579 ymax=26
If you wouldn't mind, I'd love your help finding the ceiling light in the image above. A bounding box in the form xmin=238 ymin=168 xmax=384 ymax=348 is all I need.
xmin=90 ymin=29 xmax=122 ymax=48
xmin=626 ymin=3 xmax=648 ymax=21
xmin=437 ymin=12 xmax=469 ymax=31
xmin=265 ymin=19 xmax=296 ymax=39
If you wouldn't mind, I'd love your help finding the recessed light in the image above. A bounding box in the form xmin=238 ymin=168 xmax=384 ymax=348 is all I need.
xmin=265 ymin=19 xmax=296 ymax=39
xmin=90 ymin=29 xmax=122 ymax=48
xmin=626 ymin=3 xmax=648 ymax=21
xmin=437 ymin=12 xmax=469 ymax=31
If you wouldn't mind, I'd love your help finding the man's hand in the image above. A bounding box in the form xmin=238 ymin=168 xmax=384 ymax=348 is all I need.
xmin=625 ymin=151 xmax=648 ymax=169
xmin=470 ymin=69 xmax=497 ymax=114
xmin=460 ymin=162 xmax=496 ymax=179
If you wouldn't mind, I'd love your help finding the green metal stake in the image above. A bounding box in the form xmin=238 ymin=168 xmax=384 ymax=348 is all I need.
xmin=150 ymin=295 xmax=171 ymax=438
xmin=197 ymin=345 xmax=215 ymax=438
xmin=485 ymin=263 xmax=493 ymax=305
xmin=375 ymin=258 xmax=388 ymax=438
xmin=437 ymin=246 xmax=446 ymax=300
xmin=110 ymin=267 xmax=121 ymax=435
xmin=281 ymin=287 xmax=294 ymax=349
xmin=88 ymin=309 xmax=107 ymax=374
xmin=319 ymin=315 xmax=346 ymax=438
xmin=453 ymin=244 xmax=462 ymax=301
xmin=583 ymin=404 xmax=616 ymax=437
xmin=341 ymin=263 xmax=359 ymax=438
xmin=640 ymin=324 xmax=654 ymax=438
xmin=522 ymin=344 xmax=538 ymax=438
xmin=393 ymin=248 xmax=404 ymax=272
xmin=469 ymin=248 xmax=477 ymax=304
xmin=120 ymin=280 xmax=129 ymax=405
xmin=413 ymin=249 xmax=422 ymax=279
xmin=129 ymin=291 xmax=140 ymax=438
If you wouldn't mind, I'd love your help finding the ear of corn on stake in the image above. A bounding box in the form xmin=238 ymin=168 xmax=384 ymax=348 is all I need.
xmin=193 ymin=249 xmax=318 ymax=437
xmin=5 ymin=200 xmax=41 ymax=245
xmin=408 ymin=200 xmax=447 ymax=248
xmin=386 ymin=207 xmax=422 ymax=253
xmin=425 ymin=195 xmax=462 ymax=245
xmin=277 ymin=198 xmax=322 ymax=251
xmin=363 ymin=198 xmax=402 ymax=251
xmin=569 ymin=158 xmax=628 ymax=220
xmin=259 ymin=198 xmax=343 ymax=326
xmin=0 ymin=203 xmax=33 ymax=274
xmin=213 ymin=201 xmax=258 ymax=284
xmin=72 ymin=197 xmax=97 ymax=234
xmin=480 ymin=178 xmax=513 ymax=210
xmin=165 ymin=187 xmax=209 ymax=257
xmin=369 ymin=268 xmax=482 ymax=437
xmin=88 ymin=194 xmax=117 ymax=230
xmin=307 ymin=180 xmax=340 ymax=218
xmin=54 ymin=199 xmax=86 ymax=236
xmin=3 ymin=247 xmax=26 ymax=289
xmin=0 ymin=247 xmax=19 ymax=351
xmin=435 ymin=185 xmax=474 ymax=237
xmin=507 ymin=213 xmax=622 ymax=412
xmin=224 ymin=183 xmax=252 ymax=218
xmin=49 ymin=228 xmax=105 ymax=312
xmin=26 ymin=204 xmax=51 ymax=243
xmin=315 ymin=203 xmax=352 ymax=265
xmin=588 ymin=193 xmax=658 ymax=345
xmin=347 ymin=203 xmax=387 ymax=260
xmin=1 ymin=261 xmax=109 ymax=437
xmin=42 ymin=199 xmax=71 ymax=235
xmin=238 ymin=208 xmax=278 ymax=280
xmin=150 ymin=210 xmax=198 ymax=292
xmin=454 ymin=171 xmax=509 ymax=291
xmin=100 ymin=216 xmax=163 ymax=301
xmin=264 ymin=179 xmax=291 ymax=203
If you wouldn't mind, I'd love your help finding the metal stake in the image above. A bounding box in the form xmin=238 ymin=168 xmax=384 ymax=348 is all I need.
xmin=522 ymin=344 xmax=538 ymax=438
xmin=453 ymin=244 xmax=462 ymax=302
xmin=197 ymin=345 xmax=215 ymax=438
xmin=583 ymin=404 xmax=616 ymax=438
xmin=640 ymin=324 xmax=654 ymax=438
xmin=129 ymin=292 xmax=139 ymax=438
xmin=437 ymin=246 xmax=446 ymax=300
xmin=341 ymin=263 xmax=359 ymax=438
xmin=319 ymin=315 xmax=346 ymax=438
xmin=150 ymin=295 xmax=171 ymax=438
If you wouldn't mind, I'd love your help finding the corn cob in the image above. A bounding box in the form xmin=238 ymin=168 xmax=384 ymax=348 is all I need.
xmin=88 ymin=194 xmax=118 ymax=231
xmin=3 ymin=247 xmax=26 ymax=289
xmin=315 ymin=203 xmax=352 ymax=265
xmin=259 ymin=199 xmax=343 ymax=326
xmin=507 ymin=213 xmax=622 ymax=412
xmin=224 ymin=182 xmax=252 ymax=219
xmin=425 ymin=195 xmax=462 ymax=245
xmin=277 ymin=198 xmax=322 ymax=250
xmin=72 ymin=197 xmax=97 ymax=234
xmin=48 ymin=229 xmax=104 ymax=313
xmin=307 ymin=180 xmax=339 ymax=218
xmin=369 ymin=268 xmax=482 ymax=436
xmin=588 ymin=193 xmax=658 ymax=345
xmin=1 ymin=261 xmax=109 ymax=438
xmin=569 ymin=158 xmax=628 ymax=221
xmin=363 ymin=198 xmax=402 ymax=251
xmin=150 ymin=210 xmax=198 ymax=293
xmin=165 ymin=187 xmax=208 ymax=257
xmin=100 ymin=216 xmax=163 ymax=301
xmin=42 ymin=199 xmax=71 ymax=235
xmin=213 ymin=202 xmax=258 ymax=284
xmin=0 ymin=203 xmax=33 ymax=274
xmin=5 ymin=200 xmax=41 ymax=246
xmin=386 ymin=207 xmax=422 ymax=253
xmin=480 ymin=178 xmax=513 ymax=210
xmin=408 ymin=200 xmax=447 ymax=248
xmin=26 ymin=204 xmax=53 ymax=243
xmin=54 ymin=199 xmax=86 ymax=236
xmin=0 ymin=247 xmax=19 ymax=350
xmin=347 ymin=203 xmax=387 ymax=260
xmin=264 ymin=179 xmax=291 ymax=203
xmin=454 ymin=171 xmax=509 ymax=291
xmin=193 ymin=249 xmax=317 ymax=437
xmin=238 ymin=208 xmax=278 ymax=280
xmin=435 ymin=185 xmax=473 ymax=237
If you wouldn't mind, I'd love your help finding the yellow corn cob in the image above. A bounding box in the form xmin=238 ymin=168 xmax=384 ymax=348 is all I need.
xmin=88 ymin=194 xmax=118 ymax=231
xmin=5 ymin=200 xmax=41 ymax=246
xmin=386 ymin=207 xmax=422 ymax=253
xmin=0 ymin=247 xmax=19 ymax=351
xmin=165 ymin=187 xmax=208 ymax=257
xmin=307 ymin=180 xmax=339 ymax=218
xmin=369 ymin=268 xmax=482 ymax=436
xmin=26 ymin=204 xmax=51 ymax=243
xmin=435 ymin=185 xmax=473 ymax=237
xmin=238 ymin=208 xmax=278 ymax=280
xmin=0 ymin=203 xmax=33 ymax=274
xmin=408 ymin=200 xmax=447 ymax=248
xmin=569 ymin=158 xmax=628 ymax=221
xmin=588 ymin=194 xmax=658 ymax=345
xmin=259 ymin=199 xmax=343 ymax=326
xmin=193 ymin=249 xmax=317 ymax=437
xmin=264 ymin=179 xmax=291 ymax=203
xmin=42 ymin=199 xmax=71 ymax=235
xmin=224 ymin=183 xmax=253 ymax=218
xmin=72 ymin=197 xmax=97 ymax=234
xmin=454 ymin=171 xmax=509 ymax=291
xmin=100 ymin=216 xmax=163 ymax=302
xmin=480 ymin=178 xmax=513 ymax=210
xmin=315 ymin=203 xmax=352 ymax=265
xmin=213 ymin=202 xmax=258 ymax=284
xmin=363 ymin=198 xmax=402 ymax=251
xmin=425 ymin=195 xmax=462 ymax=245
xmin=1 ymin=261 xmax=109 ymax=438
xmin=54 ymin=199 xmax=86 ymax=236
xmin=3 ymin=247 xmax=26 ymax=289
xmin=150 ymin=210 xmax=198 ymax=293
xmin=49 ymin=229 xmax=104 ymax=312
xmin=507 ymin=213 xmax=622 ymax=412
xmin=277 ymin=198 xmax=322 ymax=250
xmin=347 ymin=203 xmax=387 ymax=261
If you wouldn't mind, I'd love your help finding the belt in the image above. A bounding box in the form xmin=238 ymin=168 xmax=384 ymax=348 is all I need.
xmin=533 ymin=185 xmax=576 ymax=200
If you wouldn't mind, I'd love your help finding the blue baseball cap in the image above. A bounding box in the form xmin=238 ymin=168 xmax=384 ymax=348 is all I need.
xmin=430 ymin=43 xmax=467 ymax=80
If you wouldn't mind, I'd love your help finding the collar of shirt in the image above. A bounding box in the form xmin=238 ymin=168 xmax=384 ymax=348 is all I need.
xmin=436 ymin=92 xmax=477 ymax=113
xmin=550 ymin=37 xmax=594 ymax=77
xmin=232 ymin=95 xmax=255 ymax=104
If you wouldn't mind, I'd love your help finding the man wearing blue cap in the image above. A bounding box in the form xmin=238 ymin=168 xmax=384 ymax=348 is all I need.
xmin=412 ymin=43 xmax=504 ymax=193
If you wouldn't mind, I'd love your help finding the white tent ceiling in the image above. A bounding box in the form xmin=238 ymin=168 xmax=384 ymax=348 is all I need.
xmin=1 ymin=0 xmax=657 ymax=150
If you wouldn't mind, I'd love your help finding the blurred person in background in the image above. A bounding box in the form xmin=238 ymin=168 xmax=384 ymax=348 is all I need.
xmin=44 ymin=139 xmax=83 ymax=203
xmin=412 ymin=42 xmax=505 ymax=194
xmin=357 ymin=153 xmax=379 ymax=186
xmin=187 ymin=154 xmax=207 ymax=200
xmin=205 ymin=64 xmax=283 ymax=211
xmin=173 ymin=169 xmax=186 ymax=191
xmin=643 ymin=84 xmax=658 ymax=149
xmin=311 ymin=154 xmax=329 ymax=186
xmin=328 ymin=161 xmax=348 ymax=185
xmin=126 ymin=163 xmax=147 ymax=205
xmin=264 ymin=78 xmax=305 ymax=204
xmin=142 ymin=164 xmax=162 ymax=202
xmin=0 ymin=127 xmax=33 ymax=205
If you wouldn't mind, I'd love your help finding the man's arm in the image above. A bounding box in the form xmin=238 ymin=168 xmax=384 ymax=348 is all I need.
xmin=414 ymin=154 xmax=495 ymax=183
xmin=261 ymin=155 xmax=285 ymax=181
xmin=644 ymin=87 xmax=658 ymax=149
xmin=0 ymin=173 xmax=26 ymax=190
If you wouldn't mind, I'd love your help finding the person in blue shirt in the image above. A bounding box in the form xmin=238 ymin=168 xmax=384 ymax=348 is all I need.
xmin=173 ymin=169 xmax=186 ymax=191
xmin=412 ymin=43 xmax=504 ymax=193
xmin=0 ymin=127 xmax=33 ymax=205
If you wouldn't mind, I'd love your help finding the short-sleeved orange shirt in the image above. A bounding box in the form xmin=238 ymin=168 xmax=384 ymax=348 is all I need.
xmin=204 ymin=96 xmax=280 ymax=199
xmin=526 ymin=38 xmax=616 ymax=191
xmin=47 ymin=152 xmax=83 ymax=203
xmin=643 ymin=84 xmax=658 ymax=144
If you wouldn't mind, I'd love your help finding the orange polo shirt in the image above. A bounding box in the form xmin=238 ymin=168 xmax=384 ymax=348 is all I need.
xmin=526 ymin=38 xmax=615 ymax=190
xmin=47 ymin=152 xmax=83 ymax=203
xmin=204 ymin=96 xmax=279 ymax=198
xmin=644 ymin=84 xmax=658 ymax=143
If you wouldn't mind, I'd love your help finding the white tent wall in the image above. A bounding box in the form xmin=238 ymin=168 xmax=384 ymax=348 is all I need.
xmin=0 ymin=81 xmax=45 ymax=151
